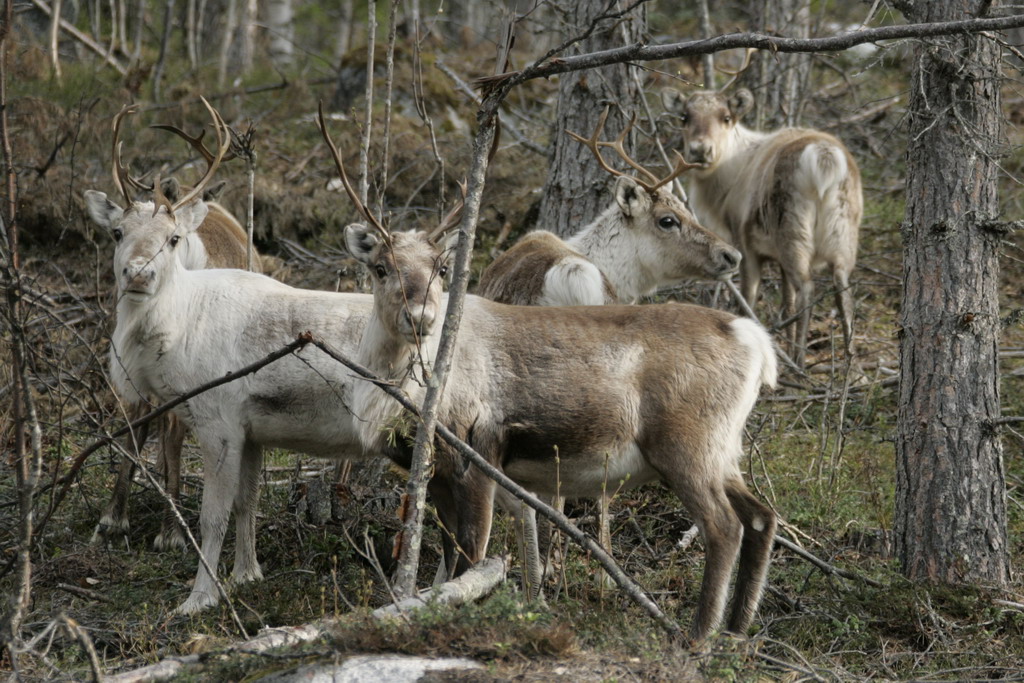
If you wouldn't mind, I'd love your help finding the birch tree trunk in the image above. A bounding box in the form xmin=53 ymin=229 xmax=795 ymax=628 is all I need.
xmin=265 ymin=0 xmax=294 ymax=70
xmin=535 ymin=0 xmax=647 ymax=238
xmin=894 ymin=0 xmax=1009 ymax=586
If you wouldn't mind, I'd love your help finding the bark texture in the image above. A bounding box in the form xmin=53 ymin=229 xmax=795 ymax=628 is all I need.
xmin=739 ymin=0 xmax=811 ymax=128
xmin=535 ymin=1 xmax=646 ymax=238
xmin=895 ymin=0 xmax=1008 ymax=586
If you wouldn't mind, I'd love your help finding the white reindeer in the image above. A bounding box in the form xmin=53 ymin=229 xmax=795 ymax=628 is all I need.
xmin=477 ymin=109 xmax=742 ymax=589
xmin=95 ymin=100 xmax=376 ymax=614
xmin=662 ymin=86 xmax=863 ymax=368
xmin=478 ymin=109 xmax=741 ymax=306
xmin=323 ymin=122 xmax=779 ymax=642
xmin=88 ymin=105 xmax=261 ymax=551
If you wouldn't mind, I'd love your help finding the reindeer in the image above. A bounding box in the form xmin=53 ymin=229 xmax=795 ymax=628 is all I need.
xmin=323 ymin=121 xmax=779 ymax=642
xmin=479 ymin=109 xmax=740 ymax=306
xmin=477 ymin=108 xmax=742 ymax=588
xmin=87 ymin=105 xmax=262 ymax=552
xmin=93 ymin=99 xmax=381 ymax=614
xmin=661 ymin=85 xmax=862 ymax=368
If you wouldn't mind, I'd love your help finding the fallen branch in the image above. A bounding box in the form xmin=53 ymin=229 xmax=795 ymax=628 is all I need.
xmin=373 ymin=556 xmax=507 ymax=619
xmin=774 ymin=534 xmax=884 ymax=588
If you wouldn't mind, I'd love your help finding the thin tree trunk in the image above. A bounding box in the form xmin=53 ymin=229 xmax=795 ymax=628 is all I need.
xmin=265 ymin=0 xmax=294 ymax=70
xmin=48 ymin=0 xmax=62 ymax=79
xmin=741 ymin=0 xmax=811 ymax=128
xmin=535 ymin=0 xmax=647 ymax=238
xmin=217 ymin=0 xmax=238 ymax=87
xmin=151 ymin=0 xmax=175 ymax=102
xmin=894 ymin=0 xmax=1008 ymax=586
xmin=335 ymin=0 xmax=355 ymax=61
xmin=358 ymin=0 xmax=376 ymax=205
xmin=186 ymin=0 xmax=197 ymax=68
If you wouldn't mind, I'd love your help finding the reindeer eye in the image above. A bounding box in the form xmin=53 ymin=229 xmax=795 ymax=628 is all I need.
xmin=169 ymin=235 xmax=181 ymax=247
xmin=723 ymin=115 xmax=732 ymax=124
xmin=375 ymin=264 xmax=387 ymax=279
xmin=438 ymin=265 xmax=448 ymax=278
xmin=658 ymin=215 xmax=680 ymax=231
xmin=112 ymin=229 xmax=123 ymax=242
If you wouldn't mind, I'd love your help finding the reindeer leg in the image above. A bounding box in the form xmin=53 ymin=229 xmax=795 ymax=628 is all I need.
xmin=833 ymin=264 xmax=855 ymax=361
xmin=175 ymin=428 xmax=243 ymax=614
xmin=724 ymin=478 xmax=776 ymax=635
xmin=494 ymin=487 xmax=544 ymax=603
xmin=153 ymin=413 xmax=187 ymax=551
xmin=92 ymin=403 xmax=150 ymax=546
xmin=231 ymin=439 xmax=264 ymax=586
xmin=450 ymin=469 xmax=496 ymax=577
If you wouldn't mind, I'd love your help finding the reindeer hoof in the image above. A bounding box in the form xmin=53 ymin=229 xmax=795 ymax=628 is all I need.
xmin=174 ymin=590 xmax=219 ymax=615
xmin=152 ymin=526 xmax=188 ymax=552
xmin=90 ymin=515 xmax=130 ymax=547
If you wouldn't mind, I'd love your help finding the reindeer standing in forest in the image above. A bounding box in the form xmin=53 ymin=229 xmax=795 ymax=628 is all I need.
xmin=477 ymin=108 xmax=742 ymax=589
xmin=93 ymin=100 xmax=385 ymax=614
xmin=322 ymin=114 xmax=779 ymax=641
xmin=87 ymin=104 xmax=261 ymax=551
xmin=662 ymin=86 xmax=862 ymax=368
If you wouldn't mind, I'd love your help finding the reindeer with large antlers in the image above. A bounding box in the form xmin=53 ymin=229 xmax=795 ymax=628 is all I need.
xmin=478 ymin=107 xmax=742 ymax=589
xmin=662 ymin=73 xmax=862 ymax=368
xmin=323 ymin=113 xmax=779 ymax=641
xmin=88 ymin=100 xmax=386 ymax=613
xmin=87 ymin=102 xmax=261 ymax=551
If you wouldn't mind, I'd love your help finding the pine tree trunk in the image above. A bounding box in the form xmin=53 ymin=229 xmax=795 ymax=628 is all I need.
xmin=740 ymin=0 xmax=810 ymax=128
xmin=535 ymin=1 xmax=646 ymax=238
xmin=895 ymin=0 xmax=1008 ymax=586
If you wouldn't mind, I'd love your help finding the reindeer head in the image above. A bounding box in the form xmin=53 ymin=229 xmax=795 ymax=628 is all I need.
xmin=569 ymin=108 xmax=741 ymax=282
xmin=319 ymin=103 xmax=456 ymax=346
xmin=85 ymin=98 xmax=229 ymax=297
xmin=661 ymin=88 xmax=755 ymax=172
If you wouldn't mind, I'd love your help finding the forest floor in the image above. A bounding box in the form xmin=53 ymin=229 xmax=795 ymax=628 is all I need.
xmin=2 ymin=17 xmax=1024 ymax=682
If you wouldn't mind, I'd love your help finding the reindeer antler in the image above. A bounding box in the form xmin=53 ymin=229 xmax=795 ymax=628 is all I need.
xmin=163 ymin=97 xmax=231 ymax=216
xmin=426 ymin=179 xmax=468 ymax=244
xmin=150 ymin=122 xmax=239 ymax=165
xmin=315 ymin=101 xmax=390 ymax=243
xmin=716 ymin=47 xmax=756 ymax=92
xmin=567 ymin=107 xmax=700 ymax=194
xmin=111 ymin=104 xmax=154 ymax=204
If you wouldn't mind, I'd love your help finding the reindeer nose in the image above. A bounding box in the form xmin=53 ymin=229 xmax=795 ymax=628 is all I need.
xmin=401 ymin=305 xmax=436 ymax=339
xmin=713 ymin=245 xmax=742 ymax=277
xmin=687 ymin=141 xmax=711 ymax=165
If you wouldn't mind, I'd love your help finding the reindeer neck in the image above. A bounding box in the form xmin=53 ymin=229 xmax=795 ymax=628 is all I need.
xmin=567 ymin=207 xmax=651 ymax=304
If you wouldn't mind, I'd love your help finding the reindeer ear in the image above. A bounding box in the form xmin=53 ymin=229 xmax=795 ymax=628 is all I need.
xmin=613 ymin=176 xmax=652 ymax=220
xmin=661 ymin=87 xmax=686 ymax=114
xmin=160 ymin=177 xmax=182 ymax=202
xmin=84 ymin=190 xmax=124 ymax=230
xmin=203 ymin=180 xmax=227 ymax=202
xmin=728 ymin=89 xmax=754 ymax=121
xmin=174 ymin=198 xmax=209 ymax=233
xmin=344 ymin=223 xmax=381 ymax=265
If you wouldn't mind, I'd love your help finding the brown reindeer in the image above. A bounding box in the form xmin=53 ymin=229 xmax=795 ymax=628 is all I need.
xmin=662 ymin=86 xmax=862 ymax=368
xmin=321 ymin=117 xmax=779 ymax=641
xmin=477 ymin=109 xmax=742 ymax=589
xmin=87 ymin=103 xmax=260 ymax=550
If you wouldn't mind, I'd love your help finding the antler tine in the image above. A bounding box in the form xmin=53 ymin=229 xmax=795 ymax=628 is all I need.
xmin=716 ymin=47 xmax=756 ymax=92
xmin=151 ymin=123 xmax=238 ymax=165
xmin=426 ymin=179 xmax=468 ymax=243
xmin=111 ymin=104 xmax=143 ymax=205
xmin=647 ymin=150 xmax=702 ymax=193
xmin=566 ymin=107 xmax=630 ymax=182
xmin=169 ymin=97 xmax=231 ymax=214
xmin=595 ymin=112 xmax=660 ymax=187
xmin=315 ymin=101 xmax=390 ymax=241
